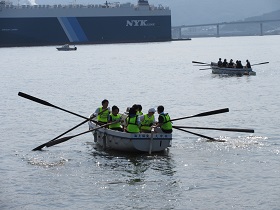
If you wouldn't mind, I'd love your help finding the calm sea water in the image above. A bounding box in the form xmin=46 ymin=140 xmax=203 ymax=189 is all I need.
xmin=1 ymin=36 xmax=280 ymax=210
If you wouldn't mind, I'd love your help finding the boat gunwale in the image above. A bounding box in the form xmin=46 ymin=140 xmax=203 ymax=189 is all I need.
xmin=89 ymin=121 xmax=172 ymax=140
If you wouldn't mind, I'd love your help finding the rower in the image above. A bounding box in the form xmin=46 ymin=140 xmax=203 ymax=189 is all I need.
xmin=108 ymin=105 xmax=123 ymax=132
xmin=138 ymin=104 xmax=143 ymax=116
xmin=236 ymin=60 xmax=243 ymax=69
xmin=93 ymin=99 xmax=110 ymax=125
xmin=217 ymin=58 xmax=222 ymax=67
xmin=222 ymin=59 xmax=228 ymax=67
xmin=154 ymin=105 xmax=173 ymax=133
xmin=126 ymin=107 xmax=140 ymax=133
xmin=139 ymin=108 xmax=156 ymax=133
xmin=246 ymin=60 xmax=251 ymax=68
xmin=228 ymin=59 xmax=234 ymax=68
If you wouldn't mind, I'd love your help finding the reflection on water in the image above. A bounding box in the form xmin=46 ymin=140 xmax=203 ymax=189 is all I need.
xmin=87 ymin=142 xmax=176 ymax=185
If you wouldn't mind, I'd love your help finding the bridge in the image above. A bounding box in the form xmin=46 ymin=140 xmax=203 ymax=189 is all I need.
xmin=172 ymin=19 xmax=280 ymax=38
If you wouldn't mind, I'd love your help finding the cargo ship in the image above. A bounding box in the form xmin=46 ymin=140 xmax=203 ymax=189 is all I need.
xmin=0 ymin=0 xmax=171 ymax=47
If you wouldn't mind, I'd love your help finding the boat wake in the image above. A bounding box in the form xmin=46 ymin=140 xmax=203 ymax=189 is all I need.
xmin=27 ymin=156 xmax=69 ymax=167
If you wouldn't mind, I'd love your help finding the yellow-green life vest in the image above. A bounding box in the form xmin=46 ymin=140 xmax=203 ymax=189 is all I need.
xmin=97 ymin=107 xmax=109 ymax=123
xmin=109 ymin=114 xmax=121 ymax=129
xmin=160 ymin=113 xmax=172 ymax=131
xmin=141 ymin=114 xmax=155 ymax=131
xmin=126 ymin=116 xmax=140 ymax=133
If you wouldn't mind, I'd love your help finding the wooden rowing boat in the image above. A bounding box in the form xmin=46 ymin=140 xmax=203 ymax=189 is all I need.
xmin=88 ymin=115 xmax=172 ymax=153
xmin=17 ymin=92 xmax=255 ymax=152
xmin=211 ymin=62 xmax=256 ymax=76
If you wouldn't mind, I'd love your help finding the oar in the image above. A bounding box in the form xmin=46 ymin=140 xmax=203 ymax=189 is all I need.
xmin=173 ymin=127 xmax=225 ymax=142
xmin=170 ymin=108 xmax=229 ymax=122
xmin=251 ymin=62 xmax=269 ymax=66
xmin=32 ymin=119 xmax=90 ymax=151
xmin=32 ymin=108 xmax=109 ymax=151
xmin=199 ymin=67 xmax=212 ymax=70
xmin=18 ymin=92 xmax=96 ymax=122
xmin=173 ymin=126 xmax=254 ymax=133
xmin=45 ymin=120 xmax=120 ymax=148
xmin=192 ymin=61 xmax=211 ymax=65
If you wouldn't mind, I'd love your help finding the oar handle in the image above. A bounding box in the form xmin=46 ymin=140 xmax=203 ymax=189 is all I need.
xmin=91 ymin=107 xmax=109 ymax=118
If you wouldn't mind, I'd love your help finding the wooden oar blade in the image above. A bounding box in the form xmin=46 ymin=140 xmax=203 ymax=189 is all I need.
xmin=192 ymin=61 xmax=210 ymax=65
xmin=44 ymin=127 xmax=100 ymax=148
xmin=251 ymin=62 xmax=269 ymax=66
xmin=37 ymin=120 xmax=120 ymax=149
xmin=194 ymin=64 xmax=211 ymax=66
xmin=199 ymin=68 xmax=212 ymax=70
xmin=32 ymin=143 xmax=47 ymax=151
xmin=173 ymin=126 xmax=254 ymax=133
xmin=18 ymin=92 xmax=100 ymax=124
xmin=32 ymin=119 xmax=90 ymax=151
xmin=194 ymin=108 xmax=229 ymax=117
xmin=171 ymin=108 xmax=229 ymax=122
xmin=18 ymin=92 xmax=53 ymax=107
xmin=46 ymin=136 xmax=74 ymax=147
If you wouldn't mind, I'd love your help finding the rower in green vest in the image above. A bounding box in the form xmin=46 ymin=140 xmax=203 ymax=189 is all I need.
xmin=126 ymin=107 xmax=140 ymax=133
xmin=140 ymin=108 xmax=156 ymax=133
xmin=93 ymin=99 xmax=110 ymax=124
xmin=137 ymin=104 xmax=143 ymax=116
xmin=108 ymin=105 xmax=123 ymax=132
xmin=132 ymin=104 xmax=141 ymax=116
xmin=154 ymin=105 xmax=172 ymax=133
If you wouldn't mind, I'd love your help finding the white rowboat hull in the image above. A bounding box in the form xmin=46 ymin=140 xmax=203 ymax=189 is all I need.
xmin=88 ymin=121 xmax=172 ymax=153
xmin=211 ymin=62 xmax=256 ymax=76
xmin=212 ymin=67 xmax=256 ymax=76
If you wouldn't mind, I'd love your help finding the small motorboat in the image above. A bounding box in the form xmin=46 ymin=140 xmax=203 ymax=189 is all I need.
xmin=56 ymin=44 xmax=77 ymax=51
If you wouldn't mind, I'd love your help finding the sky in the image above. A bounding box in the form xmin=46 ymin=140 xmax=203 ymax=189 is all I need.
xmin=15 ymin=0 xmax=280 ymax=26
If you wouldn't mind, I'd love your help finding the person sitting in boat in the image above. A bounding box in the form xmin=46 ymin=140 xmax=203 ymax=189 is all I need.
xmin=132 ymin=104 xmax=143 ymax=116
xmin=222 ymin=59 xmax=228 ymax=67
xmin=125 ymin=107 xmax=140 ymax=133
xmin=153 ymin=105 xmax=173 ymax=133
xmin=139 ymin=108 xmax=156 ymax=133
xmin=108 ymin=105 xmax=123 ymax=132
xmin=228 ymin=59 xmax=234 ymax=68
xmin=92 ymin=99 xmax=110 ymax=125
xmin=217 ymin=58 xmax=223 ymax=67
xmin=236 ymin=60 xmax=243 ymax=69
xmin=132 ymin=104 xmax=140 ymax=115
xmin=245 ymin=60 xmax=251 ymax=68
xmin=137 ymin=104 xmax=143 ymax=116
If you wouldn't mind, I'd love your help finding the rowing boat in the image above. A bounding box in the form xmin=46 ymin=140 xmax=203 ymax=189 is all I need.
xmin=211 ymin=62 xmax=256 ymax=76
xmin=88 ymin=115 xmax=172 ymax=153
xmin=17 ymin=92 xmax=255 ymax=152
